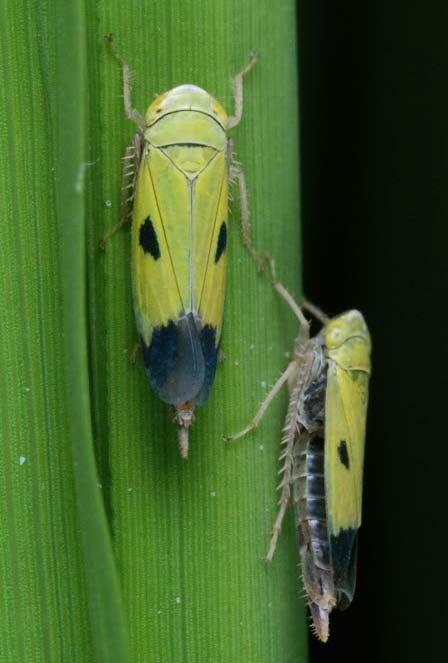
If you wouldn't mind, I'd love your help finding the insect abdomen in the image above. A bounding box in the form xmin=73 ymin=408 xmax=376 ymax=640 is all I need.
xmin=293 ymin=433 xmax=336 ymax=642
xmin=294 ymin=434 xmax=331 ymax=571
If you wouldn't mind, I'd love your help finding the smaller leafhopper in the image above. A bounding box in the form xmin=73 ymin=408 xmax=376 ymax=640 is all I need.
xmin=226 ymin=259 xmax=371 ymax=642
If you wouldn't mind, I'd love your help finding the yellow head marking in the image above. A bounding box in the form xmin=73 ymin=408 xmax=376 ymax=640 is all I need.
xmin=325 ymin=310 xmax=371 ymax=373
xmin=325 ymin=310 xmax=369 ymax=350
xmin=145 ymin=84 xmax=227 ymax=127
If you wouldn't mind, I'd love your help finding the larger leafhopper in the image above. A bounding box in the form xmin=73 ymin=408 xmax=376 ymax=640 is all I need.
xmin=102 ymin=36 xmax=257 ymax=457
xmin=226 ymin=259 xmax=371 ymax=641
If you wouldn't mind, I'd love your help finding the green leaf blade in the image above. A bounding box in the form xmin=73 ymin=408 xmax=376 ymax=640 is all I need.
xmin=90 ymin=2 xmax=306 ymax=661
xmin=1 ymin=1 xmax=305 ymax=661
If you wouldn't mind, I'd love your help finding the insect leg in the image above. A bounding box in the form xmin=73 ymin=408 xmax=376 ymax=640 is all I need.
xmin=227 ymin=52 xmax=257 ymax=129
xmin=105 ymin=34 xmax=145 ymax=130
xmin=229 ymin=153 xmax=265 ymax=269
xmin=99 ymin=135 xmax=142 ymax=248
xmin=266 ymin=359 xmax=314 ymax=561
xmin=265 ymin=413 xmax=298 ymax=561
xmin=266 ymin=255 xmax=310 ymax=342
xmin=302 ymin=299 xmax=330 ymax=325
xmin=224 ymin=361 xmax=297 ymax=442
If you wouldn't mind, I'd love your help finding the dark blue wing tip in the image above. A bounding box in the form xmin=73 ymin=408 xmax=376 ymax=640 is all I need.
xmin=330 ymin=528 xmax=358 ymax=610
xmin=142 ymin=314 xmax=219 ymax=406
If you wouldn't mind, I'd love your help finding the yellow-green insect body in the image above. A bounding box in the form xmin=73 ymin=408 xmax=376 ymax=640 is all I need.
xmin=293 ymin=310 xmax=371 ymax=641
xmin=132 ymin=86 xmax=229 ymax=454
xmin=103 ymin=37 xmax=256 ymax=457
xmin=226 ymin=265 xmax=371 ymax=642
xmin=324 ymin=312 xmax=371 ymax=538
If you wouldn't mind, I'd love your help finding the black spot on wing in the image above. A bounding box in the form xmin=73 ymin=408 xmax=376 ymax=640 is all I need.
xmin=214 ymin=222 xmax=227 ymax=263
xmin=139 ymin=216 xmax=160 ymax=259
xmin=338 ymin=439 xmax=350 ymax=469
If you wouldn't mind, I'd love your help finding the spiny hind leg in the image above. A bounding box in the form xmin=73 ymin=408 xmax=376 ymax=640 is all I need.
xmin=266 ymin=483 xmax=291 ymax=562
xmin=119 ymin=133 xmax=142 ymax=225
xmin=227 ymin=51 xmax=257 ymax=129
xmin=266 ymin=349 xmax=314 ymax=561
xmin=99 ymin=135 xmax=142 ymax=248
xmin=105 ymin=34 xmax=145 ymax=130
xmin=266 ymin=409 xmax=300 ymax=561
xmin=224 ymin=361 xmax=296 ymax=442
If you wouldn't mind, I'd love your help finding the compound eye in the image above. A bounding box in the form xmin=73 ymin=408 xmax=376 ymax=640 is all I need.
xmin=330 ymin=327 xmax=341 ymax=341
xmin=326 ymin=323 xmax=344 ymax=348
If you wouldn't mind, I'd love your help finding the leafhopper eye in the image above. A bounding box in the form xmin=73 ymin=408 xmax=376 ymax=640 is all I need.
xmin=330 ymin=328 xmax=341 ymax=341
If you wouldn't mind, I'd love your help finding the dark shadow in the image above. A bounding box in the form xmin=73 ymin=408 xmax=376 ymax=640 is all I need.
xmin=298 ymin=2 xmax=448 ymax=661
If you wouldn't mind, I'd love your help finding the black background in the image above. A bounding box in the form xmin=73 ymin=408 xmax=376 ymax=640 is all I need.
xmin=299 ymin=2 xmax=447 ymax=660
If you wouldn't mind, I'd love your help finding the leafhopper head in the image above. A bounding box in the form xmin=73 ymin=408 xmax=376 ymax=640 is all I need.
xmin=324 ymin=310 xmax=371 ymax=373
xmin=145 ymin=84 xmax=228 ymax=127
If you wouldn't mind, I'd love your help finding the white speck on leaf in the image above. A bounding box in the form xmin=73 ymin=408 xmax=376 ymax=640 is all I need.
xmin=75 ymin=160 xmax=97 ymax=193
xmin=175 ymin=596 xmax=181 ymax=604
xmin=19 ymin=455 xmax=27 ymax=465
